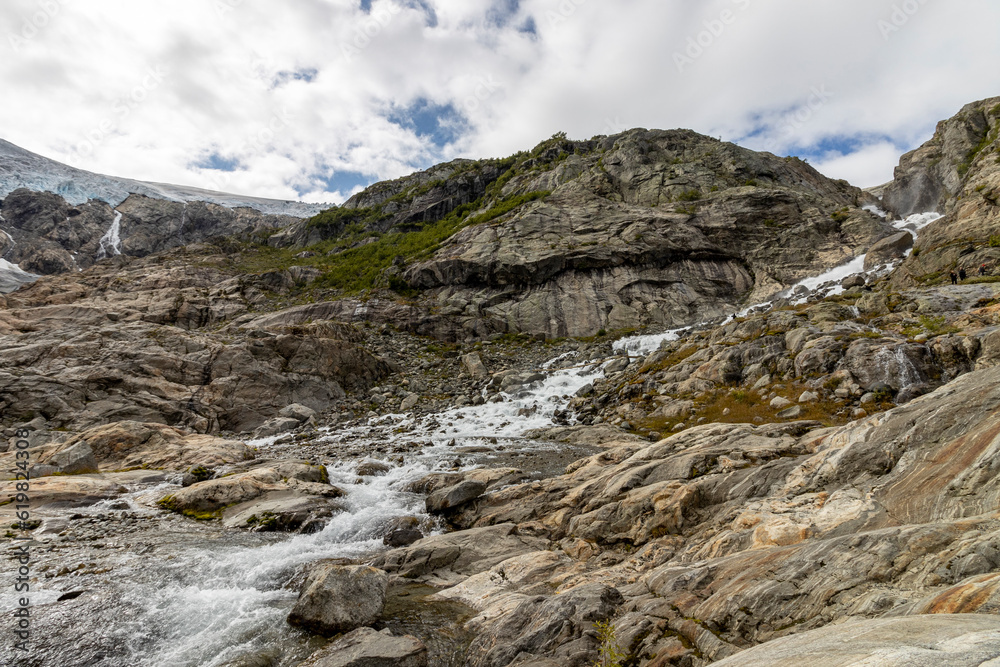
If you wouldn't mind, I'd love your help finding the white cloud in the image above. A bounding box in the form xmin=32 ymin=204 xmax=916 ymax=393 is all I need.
xmin=810 ymin=141 xmax=905 ymax=188
xmin=1 ymin=0 xmax=998 ymax=204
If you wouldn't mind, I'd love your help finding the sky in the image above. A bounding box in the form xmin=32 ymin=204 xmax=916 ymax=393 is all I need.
xmin=1 ymin=0 xmax=998 ymax=205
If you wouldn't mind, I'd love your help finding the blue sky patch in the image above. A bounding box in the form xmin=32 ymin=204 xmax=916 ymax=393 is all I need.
xmin=193 ymin=152 xmax=240 ymax=172
xmin=388 ymin=98 xmax=468 ymax=148
xmin=271 ymin=68 xmax=319 ymax=88
xmin=308 ymin=169 xmax=374 ymax=197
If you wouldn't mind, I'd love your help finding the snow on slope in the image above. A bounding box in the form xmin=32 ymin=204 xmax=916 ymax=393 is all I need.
xmin=0 ymin=139 xmax=325 ymax=218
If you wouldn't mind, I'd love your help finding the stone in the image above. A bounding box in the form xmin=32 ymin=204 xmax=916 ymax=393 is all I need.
xmin=425 ymin=480 xmax=487 ymax=514
xmin=461 ymin=352 xmax=489 ymax=380
xmin=769 ymin=396 xmax=793 ymax=409
xmin=604 ymin=357 xmax=630 ymax=374
xmin=299 ymin=627 xmax=427 ymax=667
xmin=357 ymin=461 xmax=392 ymax=477
xmin=252 ymin=417 xmax=302 ymax=439
xmin=45 ymin=440 xmax=99 ymax=474
xmin=400 ymin=393 xmax=419 ymax=411
xmin=777 ymin=405 xmax=803 ymax=419
xmin=863 ymin=231 xmax=914 ymax=270
xmin=383 ymin=528 xmax=423 ymax=548
xmin=840 ymin=273 xmax=866 ymax=289
xmin=279 ymin=403 xmax=317 ymax=422
xmin=287 ymin=565 xmax=388 ymax=637
xmin=798 ymin=391 xmax=819 ymax=403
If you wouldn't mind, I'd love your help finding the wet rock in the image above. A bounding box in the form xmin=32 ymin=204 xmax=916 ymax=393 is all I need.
xmin=863 ymin=231 xmax=914 ymax=270
xmin=426 ymin=480 xmax=487 ymax=514
xmin=287 ymin=565 xmax=389 ymax=636
xmin=840 ymin=273 xmax=866 ymax=289
xmin=357 ymin=460 xmax=392 ymax=477
xmin=384 ymin=528 xmax=423 ymax=548
xmin=299 ymin=627 xmax=428 ymax=667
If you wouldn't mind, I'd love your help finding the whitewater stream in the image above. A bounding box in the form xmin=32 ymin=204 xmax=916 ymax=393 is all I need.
xmin=0 ymin=212 xmax=939 ymax=666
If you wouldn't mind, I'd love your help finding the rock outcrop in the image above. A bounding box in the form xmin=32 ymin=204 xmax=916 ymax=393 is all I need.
xmin=299 ymin=627 xmax=428 ymax=667
xmin=884 ymin=96 xmax=1000 ymax=287
xmin=369 ymin=362 xmax=1000 ymax=665
xmin=0 ymin=188 xmax=299 ymax=281
xmin=0 ymin=250 xmax=390 ymax=432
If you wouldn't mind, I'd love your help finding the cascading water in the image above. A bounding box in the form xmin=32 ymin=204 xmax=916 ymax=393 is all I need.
xmin=96 ymin=210 xmax=123 ymax=259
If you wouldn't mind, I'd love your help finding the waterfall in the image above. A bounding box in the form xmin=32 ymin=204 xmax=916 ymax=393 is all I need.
xmin=97 ymin=210 xmax=124 ymax=259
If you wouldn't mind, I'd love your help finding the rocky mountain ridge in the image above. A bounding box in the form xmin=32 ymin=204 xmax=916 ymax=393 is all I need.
xmin=5 ymin=96 xmax=1000 ymax=667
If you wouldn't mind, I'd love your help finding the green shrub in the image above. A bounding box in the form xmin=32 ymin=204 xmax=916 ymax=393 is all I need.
xmin=676 ymin=188 xmax=701 ymax=202
xmin=592 ymin=620 xmax=628 ymax=667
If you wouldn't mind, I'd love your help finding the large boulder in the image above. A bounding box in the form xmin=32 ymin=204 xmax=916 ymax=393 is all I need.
xmin=286 ymin=565 xmax=389 ymax=636
xmin=425 ymin=480 xmax=487 ymax=514
xmin=299 ymin=627 xmax=428 ymax=667
xmin=863 ymin=231 xmax=913 ymax=270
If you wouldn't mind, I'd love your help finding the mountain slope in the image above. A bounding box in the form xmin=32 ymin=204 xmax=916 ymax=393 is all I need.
xmin=262 ymin=130 xmax=893 ymax=338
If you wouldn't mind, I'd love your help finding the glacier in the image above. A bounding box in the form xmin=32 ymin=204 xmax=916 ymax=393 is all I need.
xmin=0 ymin=138 xmax=326 ymax=218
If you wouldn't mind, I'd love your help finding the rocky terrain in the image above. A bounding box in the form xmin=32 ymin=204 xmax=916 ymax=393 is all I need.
xmin=3 ymin=96 xmax=1000 ymax=667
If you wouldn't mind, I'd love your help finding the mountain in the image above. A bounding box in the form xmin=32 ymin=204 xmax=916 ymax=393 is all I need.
xmin=0 ymin=138 xmax=324 ymax=217
xmin=265 ymin=129 xmax=893 ymax=338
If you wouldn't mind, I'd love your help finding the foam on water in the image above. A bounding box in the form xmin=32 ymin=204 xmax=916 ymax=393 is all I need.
xmin=613 ymin=327 xmax=685 ymax=356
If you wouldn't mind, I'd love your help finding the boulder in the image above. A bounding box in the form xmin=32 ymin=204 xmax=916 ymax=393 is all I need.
xmin=769 ymin=396 xmax=793 ymax=410
xmin=863 ymin=231 xmax=914 ymax=270
xmin=287 ymin=565 xmax=389 ymax=636
xmin=299 ymin=627 xmax=427 ymax=667
xmin=252 ymin=417 xmax=301 ymax=439
xmin=279 ymin=403 xmax=317 ymax=422
xmin=400 ymin=393 xmax=420 ymax=411
xmin=461 ymin=352 xmax=490 ymax=380
xmin=840 ymin=273 xmax=866 ymax=289
xmin=357 ymin=460 xmax=392 ymax=477
xmin=44 ymin=440 xmax=98 ymax=475
xmin=426 ymin=480 xmax=487 ymax=514
xmin=222 ymin=492 xmax=345 ymax=533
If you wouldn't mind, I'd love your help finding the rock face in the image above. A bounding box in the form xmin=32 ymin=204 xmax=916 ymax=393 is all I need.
xmin=713 ymin=615 xmax=1000 ymax=666
xmin=395 ymin=131 xmax=889 ymax=338
xmin=299 ymin=627 xmax=428 ymax=667
xmin=0 ymin=188 xmax=299 ymax=281
xmin=0 ymin=251 xmax=390 ymax=432
xmin=286 ymin=565 xmax=389 ymax=636
xmin=885 ymin=97 xmax=1000 ymax=287
xmin=882 ymin=96 xmax=1000 ymax=217
xmin=265 ymin=130 xmax=891 ymax=339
